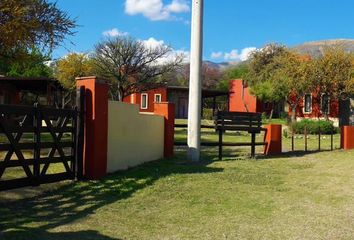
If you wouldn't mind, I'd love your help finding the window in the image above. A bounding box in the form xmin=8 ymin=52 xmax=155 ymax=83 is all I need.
xmin=141 ymin=93 xmax=148 ymax=109
xmin=304 ymin=94 xmax=312 ymax=113
xmin=321 ymin=93 xmax=330 ymax=115
xmin=130 ymin=94 xmax=135 ymax=104
xmin=154 ymin=94 xmax=161 ymax=103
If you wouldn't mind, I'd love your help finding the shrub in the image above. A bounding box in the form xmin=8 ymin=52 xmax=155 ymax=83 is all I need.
xmin=290 ymin=119 xmax=338 ymax=134
xmin=202 ymin=108 xmax=214 ymax=120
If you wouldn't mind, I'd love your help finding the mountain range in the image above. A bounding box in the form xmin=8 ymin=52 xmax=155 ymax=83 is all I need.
xmin=205 ymin=39 xmax=354 ymax=70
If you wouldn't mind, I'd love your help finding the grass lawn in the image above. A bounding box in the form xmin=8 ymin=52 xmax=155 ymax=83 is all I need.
xmin=1 ymin=121 xmax=354 ymax=239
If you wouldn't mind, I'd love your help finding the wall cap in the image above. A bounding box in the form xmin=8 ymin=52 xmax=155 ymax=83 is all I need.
xmin=76 ymin=76 xmax=108 ymax=84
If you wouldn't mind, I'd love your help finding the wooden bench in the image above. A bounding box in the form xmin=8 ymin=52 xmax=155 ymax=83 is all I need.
xmin=215 ymin=111 xmax=265 ymax=159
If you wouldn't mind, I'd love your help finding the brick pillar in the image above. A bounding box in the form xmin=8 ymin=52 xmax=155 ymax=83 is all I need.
xmin=76 ymin=76 xmax=108 ymax=179
xmin=341 ymin=126 xmax=354 ymax=150
xmin=264 ymin=124 xmax=282 ymax=155
xmin=154 ymin=102 xmax=175 ymax=158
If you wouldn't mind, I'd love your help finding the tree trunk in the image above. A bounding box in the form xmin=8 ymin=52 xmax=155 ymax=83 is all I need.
xmin=268 ymin=102 xmax=274 ymax=121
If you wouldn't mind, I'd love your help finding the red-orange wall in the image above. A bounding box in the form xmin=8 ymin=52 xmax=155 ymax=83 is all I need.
xmin=229 ymin=79 xmax=258 ymax=112
xmin=123 ymin=87 xmax=168 ymax=112
xmin=288 ymin=92 xmax=339 ymax=119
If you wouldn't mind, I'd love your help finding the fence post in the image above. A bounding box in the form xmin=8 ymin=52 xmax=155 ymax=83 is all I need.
xmin=33 ymin=103 xmax=41 ymax=186
xmin=341 ymin=126 xmax=354 ymax=150
xmin=154 ymin=102 xmax=175 ymax=158
xmin=76 ymin=77 xmax=108 ymax=180
xmin=304 ymin=125 xmax=308 ymax=152
xmin=264 ymin=124 xmax=282 ymax=155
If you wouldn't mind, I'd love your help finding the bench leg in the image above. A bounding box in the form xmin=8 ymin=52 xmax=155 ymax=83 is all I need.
xmin=218 ymin=130 xmax=222 ymax=160
xmin=251 ymin=133 xmax=256 ymax=158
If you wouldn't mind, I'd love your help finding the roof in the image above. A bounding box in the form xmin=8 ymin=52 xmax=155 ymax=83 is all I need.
xmin=166 ymin=86 xmax=229 ymax=98
xmin=0 ymin=77 xmax=63 ymax=91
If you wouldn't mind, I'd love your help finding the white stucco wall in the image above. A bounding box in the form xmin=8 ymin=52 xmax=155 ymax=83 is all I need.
xmin=107 ymin=101 xmax=164 ymax=173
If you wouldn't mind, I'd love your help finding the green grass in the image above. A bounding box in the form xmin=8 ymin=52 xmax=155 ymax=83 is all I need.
xmin=1 ymin=120 xmax=354 ymax=239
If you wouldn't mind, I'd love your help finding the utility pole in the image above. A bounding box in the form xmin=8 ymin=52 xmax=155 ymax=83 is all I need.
xmin=187 ymin=0 xmax=203 ymax=161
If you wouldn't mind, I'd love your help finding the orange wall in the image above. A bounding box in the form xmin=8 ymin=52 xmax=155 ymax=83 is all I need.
xmin=229 ymin=80 xmax=258 ymax=112
xmin=288 ymin=92 xmax=339 ymax=119
xmin=123 ymin=87 xmax=168 ymax=112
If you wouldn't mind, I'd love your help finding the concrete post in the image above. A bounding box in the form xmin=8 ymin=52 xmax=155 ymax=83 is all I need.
xmin=264 ymin=124 xmax=282 ymax=155
xmin=76 ymin=76 xmax=108 ymax=180
xmin=187 ymin=0 xmax=204 ymax=161
xmin=154 ymin=102 xmax=175 ymax=158
xmin=341 ymin=126 xmax=354 ymax=150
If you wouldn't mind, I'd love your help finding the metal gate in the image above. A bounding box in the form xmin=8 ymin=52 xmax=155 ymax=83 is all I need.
xmin=0 ymin=88 xmax=84 ymax=191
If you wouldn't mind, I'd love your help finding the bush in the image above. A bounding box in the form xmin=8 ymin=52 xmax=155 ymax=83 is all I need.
xmin=202 ymin=108 xmax=214 ymax=120
xmin=291 ymin=119 xmax=338 ymax=134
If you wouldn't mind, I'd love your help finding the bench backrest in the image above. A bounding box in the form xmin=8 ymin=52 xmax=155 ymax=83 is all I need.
xmin=215 ymin=111 xmax=262 ymax=133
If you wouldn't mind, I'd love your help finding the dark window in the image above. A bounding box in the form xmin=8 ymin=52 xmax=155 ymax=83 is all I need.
xmin=141 ymin=93 xmax=148 ymax=109
xmin=304 ymin=94 xmax=312 ymax=113
xmin=321 ymin=94 xmax=330 ymax=115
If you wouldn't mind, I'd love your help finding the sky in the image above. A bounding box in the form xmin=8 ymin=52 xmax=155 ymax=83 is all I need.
xmin=52 ymin=0 xmax=354 ymax=63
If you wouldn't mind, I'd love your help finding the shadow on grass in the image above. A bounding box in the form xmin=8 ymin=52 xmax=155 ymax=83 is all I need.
xmin=256 ymin=149 xmax=337 ymax=160
xmin=1 ymin=229 xmax=122 ymax=240
xmin=0 ymin=153 xmax=222 ymax=239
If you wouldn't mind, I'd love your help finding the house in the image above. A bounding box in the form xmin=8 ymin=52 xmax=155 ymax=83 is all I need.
xmin=123 ymin=86 xmax=229 ymax=119
xmin=228 ymin=79 xmax=349 ymax=125
xmin=289 ymin=91 xmax=340 ymax=121
xmin=0 ymin=77 xmax=64 ymax=106
xmin=228 ymin=79 xmax=284 ymax=117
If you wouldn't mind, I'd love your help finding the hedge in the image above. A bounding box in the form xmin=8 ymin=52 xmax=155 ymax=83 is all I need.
xmin=291 ymin=119 xmax=338 ymax=134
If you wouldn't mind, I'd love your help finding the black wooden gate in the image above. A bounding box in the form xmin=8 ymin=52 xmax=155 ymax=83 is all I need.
xmin=0 ymin=88 xmax=85 ymax=191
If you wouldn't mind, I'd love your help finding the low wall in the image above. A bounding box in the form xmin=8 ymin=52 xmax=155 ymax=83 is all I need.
xmin=107 ymin=101 xmax=164 ymax=173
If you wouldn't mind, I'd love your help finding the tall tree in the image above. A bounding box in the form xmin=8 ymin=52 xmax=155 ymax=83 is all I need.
xmin=0 ymin=0 xmax=76 ymax=76
xmin=93 ymin=36 xmax=183 ymax=101
xmin=54 ymin=53 xmax=96 ymax=90
xmin=0 ymin=0 xmax=76 ymax=53
xmin=246 ymin=44 xmax=315 ymax=121
xmin=0 ymin=47 xmax=53 ymax=77
xmin=313 ymin=47 xmax=354 ymax=100
xmin=218 ymin=64 xmax=249 ymax=91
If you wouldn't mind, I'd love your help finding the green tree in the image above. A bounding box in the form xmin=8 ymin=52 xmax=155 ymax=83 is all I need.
xmin=313 ymin=47 xmax=354 ymax=102
xmin=246 ymin=44 xmax=315 ymax=122
xmin=0 ymin=0 xmax=76 ymax=76
xmin=0 ymin=47 xmax=53 ymax=77
xmin=93 ymin=36 xmax=183 ymax=101
xmin=54 ymin=53 xmax=96 ymax=89
xmin=218 ymin=64 xmax=249 ymax=91
xmin=0 ymin=0 xmax=76 ymax=54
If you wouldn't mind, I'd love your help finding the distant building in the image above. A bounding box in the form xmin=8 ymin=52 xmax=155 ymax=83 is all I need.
xmin=228 ymin=79 xmax=284 ymax=117
xmin=123 ymin=86 xmax=229 ymax=119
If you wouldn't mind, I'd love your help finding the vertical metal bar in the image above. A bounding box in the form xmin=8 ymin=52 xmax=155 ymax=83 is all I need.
xmin=305 ymin=125 xmax=308 ymax=152
xmin=251 ymin=133 xmax=256 ymax=158
xmin=218 ymin=115 xmax=223 ymax=160
xmin=331 ymin=126 xmax=334 ymax=151
xmin=292 ymin=127 xmax=294 ymax=152
xmin=318 ymin=124 xmax=321 ymax=151
xmin=76 ymin=86 xmax=85 ymax=180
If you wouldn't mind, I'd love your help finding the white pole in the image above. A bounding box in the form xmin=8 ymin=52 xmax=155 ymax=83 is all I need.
xmin=187 ymin=0 xmax=203 ymax=161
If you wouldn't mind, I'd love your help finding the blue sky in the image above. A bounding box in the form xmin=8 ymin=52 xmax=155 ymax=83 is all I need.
xmin=52 ymin=0 xmax=354 ymax=62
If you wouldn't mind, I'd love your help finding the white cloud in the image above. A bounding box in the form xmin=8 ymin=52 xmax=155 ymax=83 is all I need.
xmin=239 ymin=47 xmax=257 ymax=61
xmin=125 ymin=0 xmax=190 ymax=21
xmin=165 ymin=0 xmax=190 ymax=13
xmin=223 ymin=47 xmax=257 ymax=61
xmin=103 ymin=28 xmax=128 ymax=37
xmin=140 ymin=37 xmax=189 ymax=64
xmin=142 ymin=37 xmax=165 ymax=49
xmin=211 ymin=51 xmax=223 ymax=59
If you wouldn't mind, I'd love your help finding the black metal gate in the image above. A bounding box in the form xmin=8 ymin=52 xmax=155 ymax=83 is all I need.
xmin=0 ymin=88 xmax=85 ymax=191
